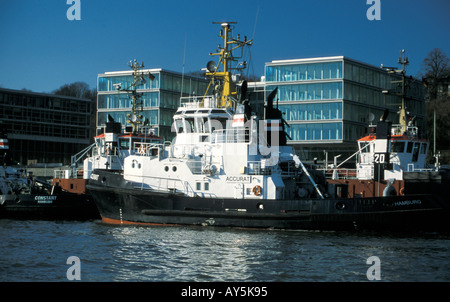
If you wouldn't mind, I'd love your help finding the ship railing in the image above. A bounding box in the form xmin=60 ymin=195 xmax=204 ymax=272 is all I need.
xmin=186 ymin=159 xmax=273 ymax=176
xmin=180 ymin=95 xmax=222 ymax=109
xmin=133 ymin=142 xmax=164 ymax=157
xmin=92 ymin=145 xmax=121 ymax=157
xmin=212 ymin=128 xmax=250 ymax=144
xmin=132 ymin=174 xmax=200 ymax=197
xmin=247 ymin=161 xmax=271 ymax=175
xmin=319 ymin=168 xmax=358 ymax=180
xmin=84 ymin=147 xmax=124 ymax=176
xmin=391 ymin=124 xmax=420 ymax=137
xmin=54 ymin=169 xmax=73 ymax=179
xmin=65 ymin=142 xmax=96 ymax=178
xmin=180 ymin=94 xmax=237 ymax=110
xmin=406 ymin=164 xmax=435 ymax=172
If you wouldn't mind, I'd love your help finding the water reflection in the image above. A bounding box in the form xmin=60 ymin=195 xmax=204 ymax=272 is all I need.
xmin=1 ymin=220 xmax=449 ymax=282
xmin=104 ymin=226 xmax=450 ymax=282
xmin=107 ymin=226 xmax=260 ymax=281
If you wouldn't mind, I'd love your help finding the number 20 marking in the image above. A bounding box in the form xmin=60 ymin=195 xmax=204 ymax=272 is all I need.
xmin=374 ymin=153 xmax=385 ymax=163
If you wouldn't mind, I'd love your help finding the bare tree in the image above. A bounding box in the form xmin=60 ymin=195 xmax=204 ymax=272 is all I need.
xmin=422 ymin=48 xmax=450 ymax=78
xmin=421 ymin=48 xmax=450 ymax=100
xmin=53 ymin=81 xmax=97 ymax=142
xmin=53 ymin=81 xmax=96 ymax=100
xmin=421 ymin=48 xmax=450 ymax=164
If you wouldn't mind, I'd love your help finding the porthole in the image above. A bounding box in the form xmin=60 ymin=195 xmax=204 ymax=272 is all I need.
xmin=164 ymin=166 xmax=169 ymax=172
xmin=172 ymin=166 xmax=177 ymax=172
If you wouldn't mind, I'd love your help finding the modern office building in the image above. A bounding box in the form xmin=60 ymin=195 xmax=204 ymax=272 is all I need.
xmin=0 ymin=88 xmax=93 ymax=165
xmin=264 ymin=56 xmax=427 ymax=163
xmin=97 ymin=69 xmax=209 ymax=140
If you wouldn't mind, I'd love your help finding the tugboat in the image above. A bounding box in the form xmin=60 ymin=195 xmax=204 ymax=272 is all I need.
xmin=328 ymin=50 xmax=450 ymax=201
xmin=86 ymin=23 xmax=450 ymax=232
xmin=52 ymin=115 xmax=163 ymax=195
xmin=0 ymin=126 xmax=99 ymax=220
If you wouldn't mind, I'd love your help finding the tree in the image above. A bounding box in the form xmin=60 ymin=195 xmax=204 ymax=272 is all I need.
xmin=53 ymin=81 xmax=97 ymax=143
xmin=53 ymin=81 xmax=96 ymax=101
xmin=421 ymin=48 xmax=450 ymax=164
xmin=421 ymin=48 xmax=450 ymax=100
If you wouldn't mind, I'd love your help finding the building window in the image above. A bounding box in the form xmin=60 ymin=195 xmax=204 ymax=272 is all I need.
xmin=98 ymin=92 xmax=159 ymax=109
xmin=266 ymin=61 xmax=342 ymax=82
xmin=287 ymin=122 xmax=342 ymax=141
xmin=267 ymin=82 xmax=342 ymax=102
xmin=98 ymin=74 xmax=160 ymax=92
xmin=279 ymin=102 xmax=342 ymax=121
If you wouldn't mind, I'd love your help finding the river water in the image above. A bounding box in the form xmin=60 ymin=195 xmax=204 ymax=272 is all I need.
xmin=1 ymin=219 xmax=449 ymax=283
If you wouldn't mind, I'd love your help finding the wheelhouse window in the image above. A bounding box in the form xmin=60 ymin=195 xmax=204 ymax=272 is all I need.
xmin=420 ymin=143 xmax=428 ymax=154
xmin=359 ymin=141 xmax=370 ymax=153
xmin=391 ymin=141 xmax=405 ymax=153
xmin=412 ymin=142 xmax=420 ymax=162
xmin=406 ymin=142 xmax=414 ymax=153
xmin=119 ymin=138 xmax=130 ymax=150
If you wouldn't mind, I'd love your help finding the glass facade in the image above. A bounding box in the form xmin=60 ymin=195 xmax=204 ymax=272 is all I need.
xmin=287 ymin=123 xmax=342 ymax=141
xmin=279 ymin=102 xmax=342 ymax=121
xmin=98 ymin=92 xmax=160 ymax=109
xmin=265 ymin=57 xmax=426 ymax=145
xmin=266 ymin=61 xmax=342 ymax=82
xmin=0 ymin=88 xmax=93 ymax=164
xmin=267 ymin=82 xmax=342 ymax=102
xmin=265 ymin=58 xmax=344 ymax=144
xmin=264 ymin=56 xmax=426 ymax=162
xmin=97 ymin=70 xmax=209 ymax=140
xmin=98 ymin=73 xmax=160 ymax=91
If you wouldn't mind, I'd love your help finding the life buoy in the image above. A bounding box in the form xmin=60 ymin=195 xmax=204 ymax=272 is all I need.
xmin=138 ymin=145 xmax=146 ymax=155
xmin=252 ymin=185 xmax=262 ymax=196
xmin=399 ymin=187 xmax=405 ymax=196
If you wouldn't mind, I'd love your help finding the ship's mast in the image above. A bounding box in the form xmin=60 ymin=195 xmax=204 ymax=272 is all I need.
xmin=398 ymin=50 xmax=409 ymax=134
xmin=205 ymin=22 xmax=253 ymax=109
xmin=115 ymin=60 xmax=154 ymax=133
xmin=381 ymin=50 xmax=410 ymax=134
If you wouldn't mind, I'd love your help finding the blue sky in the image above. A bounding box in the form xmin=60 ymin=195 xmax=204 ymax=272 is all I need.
xmin=0 ymin=0 xmax=449 ymax=93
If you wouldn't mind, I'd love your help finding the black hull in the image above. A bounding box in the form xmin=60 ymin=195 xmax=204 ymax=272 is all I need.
xmin=0 ymin=193 xmax=100 ymax=220
xmin=87 ymin=170 xmax=450 ymax=232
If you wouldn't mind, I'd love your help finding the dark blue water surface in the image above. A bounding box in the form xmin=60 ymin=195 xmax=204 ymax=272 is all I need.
xmin=1 ymin=219 xmax=449 ymax=282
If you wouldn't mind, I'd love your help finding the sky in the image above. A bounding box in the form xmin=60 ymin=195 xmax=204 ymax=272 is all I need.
xmin=0 ymin=0 xmax=449 ymax=93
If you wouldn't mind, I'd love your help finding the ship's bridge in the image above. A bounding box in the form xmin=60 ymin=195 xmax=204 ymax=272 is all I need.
xmin=173 ymin=95 xmax=236 ymax=137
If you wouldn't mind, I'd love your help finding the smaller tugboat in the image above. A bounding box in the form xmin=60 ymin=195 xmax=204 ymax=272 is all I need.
xmin=328 ymin=50 xmax=450 ymax=201
xmin=52 ymin=115 xmax=163 ymax=195
xmin=86 ymin=23 xmax=450 ymax=232
xmin=0 ymin=127 xmax=99 ymax=220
